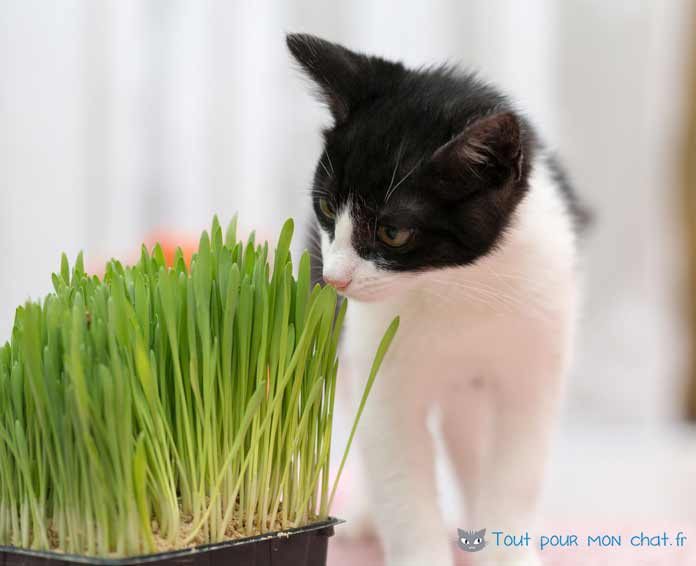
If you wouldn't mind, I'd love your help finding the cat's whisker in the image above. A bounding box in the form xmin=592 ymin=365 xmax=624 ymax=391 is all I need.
xmin=428 ymin=278 xmax=554 ymax=323
xmin=305 ymin=232 xmax=321 ymax=247
xmin=349 ymin=282 xmax=392 ymax=295
xmin=427 ymin=277 xmax=532 ymax=315
xmin=306 ymin=248 xmax=323 ymax=263
xmin=433 ymin=281 xmax=527 ymax=313
xmin=385 ymin=159 xmax=421 ymax=203
xmin=319 ymin=157 xmax=332 ymax=179
xmin=446 ymin=275 xmax=550 ymax=314
xmin=419 ymin=285 xmax=492 ymax=312
xmin=384 ymin=141 xmax=405 ymax=203
xmin=436 ymin=286 xmax=528 ymax=319
xmin=325 ymin=150 xmax=335 ymax=175
xmin=305 ymin=229 xmax=322 ymax=243
xmin=478 ymin=262 xmax=550 ymax=294
xmin=310 ymin=188 xmax=333 ymax=199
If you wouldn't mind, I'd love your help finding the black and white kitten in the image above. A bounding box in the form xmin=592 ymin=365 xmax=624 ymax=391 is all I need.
xmin=288 ymin=33 xmax=584 ymax=566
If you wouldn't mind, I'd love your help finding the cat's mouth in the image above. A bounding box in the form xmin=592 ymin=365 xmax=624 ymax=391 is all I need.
xmin=336 ymin=286 xmax=374 ymax=302
xmin=335 ymin=282 xmax=387 ymax=303
xmin=331 ymin=272 xmax=421 ymax=302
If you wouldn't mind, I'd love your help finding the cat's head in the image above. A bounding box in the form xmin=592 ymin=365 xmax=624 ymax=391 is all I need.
xmin=288 ymin=34 xmax=534 ymax=302
xmin=457 ymin=528 xmax=487 ymax=552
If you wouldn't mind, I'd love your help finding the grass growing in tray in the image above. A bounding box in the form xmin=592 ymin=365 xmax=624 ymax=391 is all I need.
xmin=0 ymin=217 xmax=398 ymax=557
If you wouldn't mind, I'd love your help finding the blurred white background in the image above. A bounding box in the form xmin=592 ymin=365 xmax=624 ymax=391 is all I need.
xmin=1 ymin=0 xmax=694 ymax=426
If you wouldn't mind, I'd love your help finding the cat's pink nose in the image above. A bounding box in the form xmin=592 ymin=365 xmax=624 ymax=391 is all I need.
xmin=324 ymin=276 xmax=352 ymax=290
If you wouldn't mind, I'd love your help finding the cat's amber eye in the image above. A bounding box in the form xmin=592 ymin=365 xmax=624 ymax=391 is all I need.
xmin=318 ymin=197 xmax=335 ymax=220
xmin=377 ymin=225 xmax=414 ymax=248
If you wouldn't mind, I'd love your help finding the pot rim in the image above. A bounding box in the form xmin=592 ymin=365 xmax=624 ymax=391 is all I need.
xmin=0 ymin=516 xmax=343 ymax=565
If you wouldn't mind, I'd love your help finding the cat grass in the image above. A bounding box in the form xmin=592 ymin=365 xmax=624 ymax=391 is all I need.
xmin=0 ymin=217 xmax=398 ymax=557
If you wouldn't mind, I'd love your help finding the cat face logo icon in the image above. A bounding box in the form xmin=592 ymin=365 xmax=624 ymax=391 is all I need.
xmin=457 ymin=528 xmax=487 ymax=552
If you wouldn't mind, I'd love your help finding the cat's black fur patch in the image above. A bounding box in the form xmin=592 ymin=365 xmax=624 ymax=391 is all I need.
xmin=289 ymin=33 xmax=586 ymax=282
xmin=307 ymin=220 xmax=324 ymax=289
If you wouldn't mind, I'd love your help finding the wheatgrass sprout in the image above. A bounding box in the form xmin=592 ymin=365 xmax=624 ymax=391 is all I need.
xmin=0 ymin=217 xmax=398 ymax=557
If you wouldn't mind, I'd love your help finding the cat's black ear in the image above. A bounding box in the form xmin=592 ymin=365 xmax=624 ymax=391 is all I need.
xmin=429 ymin=112 xmax=524 ymax=192
xmin=287 ymin=33 xmax=394 ymax=124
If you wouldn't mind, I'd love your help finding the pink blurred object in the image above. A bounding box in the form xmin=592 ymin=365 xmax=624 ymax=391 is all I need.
xmin=86 ymin=222 xmax=275 ymax=278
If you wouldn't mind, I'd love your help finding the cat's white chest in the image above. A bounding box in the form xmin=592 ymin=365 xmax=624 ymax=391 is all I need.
xmin=342 ymin=291 xmax=490 ymax=387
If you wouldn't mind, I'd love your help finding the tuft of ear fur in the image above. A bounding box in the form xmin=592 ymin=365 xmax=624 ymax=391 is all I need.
xmin=430 ymin=111 xmax=524 ymax=190
xmin=286 ymin=33 xmax=401 ymax=124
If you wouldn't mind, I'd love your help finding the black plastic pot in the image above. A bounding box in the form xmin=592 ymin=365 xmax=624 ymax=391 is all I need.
xmin=0 ymin=518 xmax=341 ymax=566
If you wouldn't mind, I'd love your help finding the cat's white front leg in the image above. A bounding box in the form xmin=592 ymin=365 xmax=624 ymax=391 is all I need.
xmin=468 ymin=389 xmax=553 ymax=566
xmin=468 ymin=316 xmax=572 ymax=566
xmin=347 ymin=336 xmax=453 ymax=566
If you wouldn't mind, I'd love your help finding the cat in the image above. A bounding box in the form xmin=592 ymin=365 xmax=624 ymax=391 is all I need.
xmin=458 ymin=528 xmax=488 ymax=553
xmin=288 ymin=33 xmax=586 ymax=566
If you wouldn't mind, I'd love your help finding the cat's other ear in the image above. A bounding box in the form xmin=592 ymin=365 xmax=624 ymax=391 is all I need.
xmin=428 ymin=112 xmax=525 ymax=194
xmin=286 ymin=33 xmax=399 ymax=124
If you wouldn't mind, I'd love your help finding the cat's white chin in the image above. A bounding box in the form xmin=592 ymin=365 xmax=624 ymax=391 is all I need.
xmin=338 ymin=285 xmax=392 ymax=303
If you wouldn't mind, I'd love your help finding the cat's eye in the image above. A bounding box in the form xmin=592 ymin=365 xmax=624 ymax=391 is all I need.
xmin=474 ymin=537 xmax=482 ymax=544
xmin=377 ymin=225 xmax=414 ymax=248
xmin=318 ymin=197 xmax=335 ymax=220
xmin=462 ymin=538 xmax=469 ymax=545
